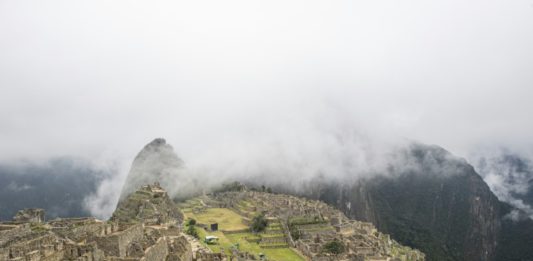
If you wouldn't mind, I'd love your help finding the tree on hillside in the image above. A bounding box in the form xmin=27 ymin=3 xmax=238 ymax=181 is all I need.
xmin=186 ymin=221 xmax=199 ymax=238
xmin=322 ymin=239 xmax=345 ymax=255
xmin=251 ymin=213 xmax=268 ymax=233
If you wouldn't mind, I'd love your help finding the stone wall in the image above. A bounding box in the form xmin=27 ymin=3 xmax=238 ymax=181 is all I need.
xmin=0 ymin=247 xmax=8 ymax=260
xmin=95 ymin=233 xmax=121 ymax=257
xmin=1 ymin=232 xmax=65 ymax=261
xmin=195 ymin=251 xmax=224 ymax=261
xmin=0 ymin=224 xmax=31 ymax=247
xmin=8 ymin=234 xmax=58 ymax=256
xmin=41 ymin=250 xmax=66 ymax=261
xmin=63 ymin=241 xmax=106 ymax=261
xmin=106 ymin=257 xmax=140 ymax=261
xmin=168 ymin=235 xmax=193 ymax=261
xmin=49 ymin=218 xmax=110 ymax=243
xmin=96 ymin=224 xmax=143 ymax=257
xmin=118 ymin=224 xmax=144 ymax=257
xmin=69 ymin=222 xmax=106 ymax=242
xmin=140 ymin=237 xmax=168 ymax=261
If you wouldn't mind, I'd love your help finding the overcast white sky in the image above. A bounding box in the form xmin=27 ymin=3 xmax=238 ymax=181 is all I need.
xmin=1 ymin=0 xmax=533 ymax=166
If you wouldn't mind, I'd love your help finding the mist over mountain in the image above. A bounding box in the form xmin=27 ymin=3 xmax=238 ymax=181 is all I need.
xmin=0 ymin=158 xmax=110 ymax=221
xmin=101 ymin=138 xmax=533 ymax=260
xmin=297 ymin=143 xmax=502 ymax=261
xmin=118 ymin=138 xmax=186 ymax=201
xmin=1 ymin=0 xmax=533 ymax=260
xmin=2 ymin=137 xmax=533 ymax=260
xmin=470 ymin=149 xmax=533 ymax=219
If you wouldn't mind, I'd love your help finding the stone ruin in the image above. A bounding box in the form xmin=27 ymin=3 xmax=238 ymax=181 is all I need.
xmin=112 ymin=182 xmax=184 ymax=226
xmin=211 ymin=191 xmax=425 ymax=261
xmin=12 ymin=208 xmax=45 ymax=223
xmin=0 ymin=183 xmax=425 ymax=261
xmin=0 ymin=184 xmax=196 ymax=261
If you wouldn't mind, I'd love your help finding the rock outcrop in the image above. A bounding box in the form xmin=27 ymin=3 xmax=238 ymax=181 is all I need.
xmin=118 ymin=138 xmax=185 ymax=202
xmin=306 ymin=144 xmax=503 ymax=261
xmin=112 ymin=182 xmax=183 ymax=225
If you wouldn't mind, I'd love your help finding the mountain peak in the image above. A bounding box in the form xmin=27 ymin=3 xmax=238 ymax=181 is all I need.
xmin=147 ymin=137 xmax=166 ymax=147
xmin=118 ymin=138 xmax=185 ymax=202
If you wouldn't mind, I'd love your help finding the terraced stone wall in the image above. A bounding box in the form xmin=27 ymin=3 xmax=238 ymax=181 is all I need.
xmin=141 ymin=237 xmax=168 ymax=261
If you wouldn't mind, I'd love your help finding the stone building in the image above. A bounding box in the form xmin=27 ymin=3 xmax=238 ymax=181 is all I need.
xmin=12 ymin=208 xmax=45 ymax=223
xmin=0 ymin=185 xmax=195 ymax=261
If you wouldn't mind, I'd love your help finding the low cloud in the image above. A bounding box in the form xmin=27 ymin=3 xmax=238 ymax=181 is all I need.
xmin=7 ymin=182 xmax=33 ymax=192
xmin=1 ymin=1 xmax=533 ymax=219
xmin=470 ymin=148 xmax=533 ymax=219
xmin=0 ymin=158 xmax=106 ymax=220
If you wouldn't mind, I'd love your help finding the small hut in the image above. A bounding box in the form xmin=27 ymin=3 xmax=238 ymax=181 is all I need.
xmin=210 ymin=223 xmax=219 ymax=231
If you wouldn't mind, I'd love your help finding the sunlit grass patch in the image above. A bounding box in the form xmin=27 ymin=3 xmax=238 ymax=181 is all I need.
xmin=189 ymin=208 xmax=249 ymax=231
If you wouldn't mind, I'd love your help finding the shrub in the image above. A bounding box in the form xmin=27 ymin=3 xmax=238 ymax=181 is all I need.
xmin=322 ymin=240 xmax=345 ymax=255
xmin=213 ymin=182 xmax=246 ymax=193
xmin=289 ymin=224 xmax=301 ymax=240
xmin=186 ymin=224 xmax=199 ymax=238
xmin=251 ymin=213 xmax=268 ymax=233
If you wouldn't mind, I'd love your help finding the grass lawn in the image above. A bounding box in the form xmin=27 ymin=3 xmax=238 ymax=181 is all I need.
xmin=195 ymin=228 xmax=304 ymax=261
xmin=187 ymin=208 xmax=249 ymax=231
xmin=185 ymin=206 xmax=306 ymax=261
xmin=225 ymin=233 xmax=305 ymax=261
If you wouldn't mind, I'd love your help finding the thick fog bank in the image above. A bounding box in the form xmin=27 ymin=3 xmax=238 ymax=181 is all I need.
xmin=0 ymin=158 xmax=113 ymax=220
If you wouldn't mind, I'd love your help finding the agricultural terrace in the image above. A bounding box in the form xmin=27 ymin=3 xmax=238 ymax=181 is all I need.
xmin=179 ymin=198 xmax=305 ymax=261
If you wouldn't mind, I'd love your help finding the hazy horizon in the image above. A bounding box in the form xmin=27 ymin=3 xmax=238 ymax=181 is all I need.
xmin=1 ymin=0 xmax=533 ymax=218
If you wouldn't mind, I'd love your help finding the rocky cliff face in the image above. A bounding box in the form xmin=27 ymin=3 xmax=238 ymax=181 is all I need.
xmin=303 ymin=144 xmax=503 ymax=261
xmin=472 ymin=152 xmax=533 ymax=261
xmin=114 ymin=138 xmax=533 ymax=260
xmin=496 ymin=203 xmax=533 ymax=261
xmin=118 ymin=138 xmax=185 ymax=202
xmin=472 ymin=152 xmax=533 ymax=218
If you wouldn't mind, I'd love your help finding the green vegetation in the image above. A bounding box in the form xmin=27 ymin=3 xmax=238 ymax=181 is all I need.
xmin=289 ymin=215 xmax=326 ymax=226
xmin=213 ymin=182 xmax=247 ymax=193
xmin=236 ymin=200 xmax=259 ymax=218
xmin=495 ymin=204 xmax=533 ymax=261
xmin=289 ymin=224 xmax=301 ymax=240
xmin=251 ymin=213 xmax=268 ymax=233
xmin=321 ymin=240 xmax=345 ymax=255
xmin=186 ymin=223 xmax=199 ymax=239
xmin=362 ymin=172 xmax=473 ymax=261
xmin=211 ymin=230 xmax=304 ymax=261
xmin=185 ymin=208 xmax=249 ymax=231
xmin=182 ymin=197 xmax=305 ymax=261
xmin=191 ymin=224 xmax=303 ymax=261
xmin=250 ymin=185 xmax=273 ymax=193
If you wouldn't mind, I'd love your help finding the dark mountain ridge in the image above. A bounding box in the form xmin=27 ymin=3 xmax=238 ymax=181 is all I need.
xmin=238 ymin=143 xmax=532 ymax=260
xmin=298 ymin=144 xmax=502 ymax=261
xmin=0 ymin=158 xmax=106 ymax=220
xmin=2 ymin=139 xmax=533 ymax=260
